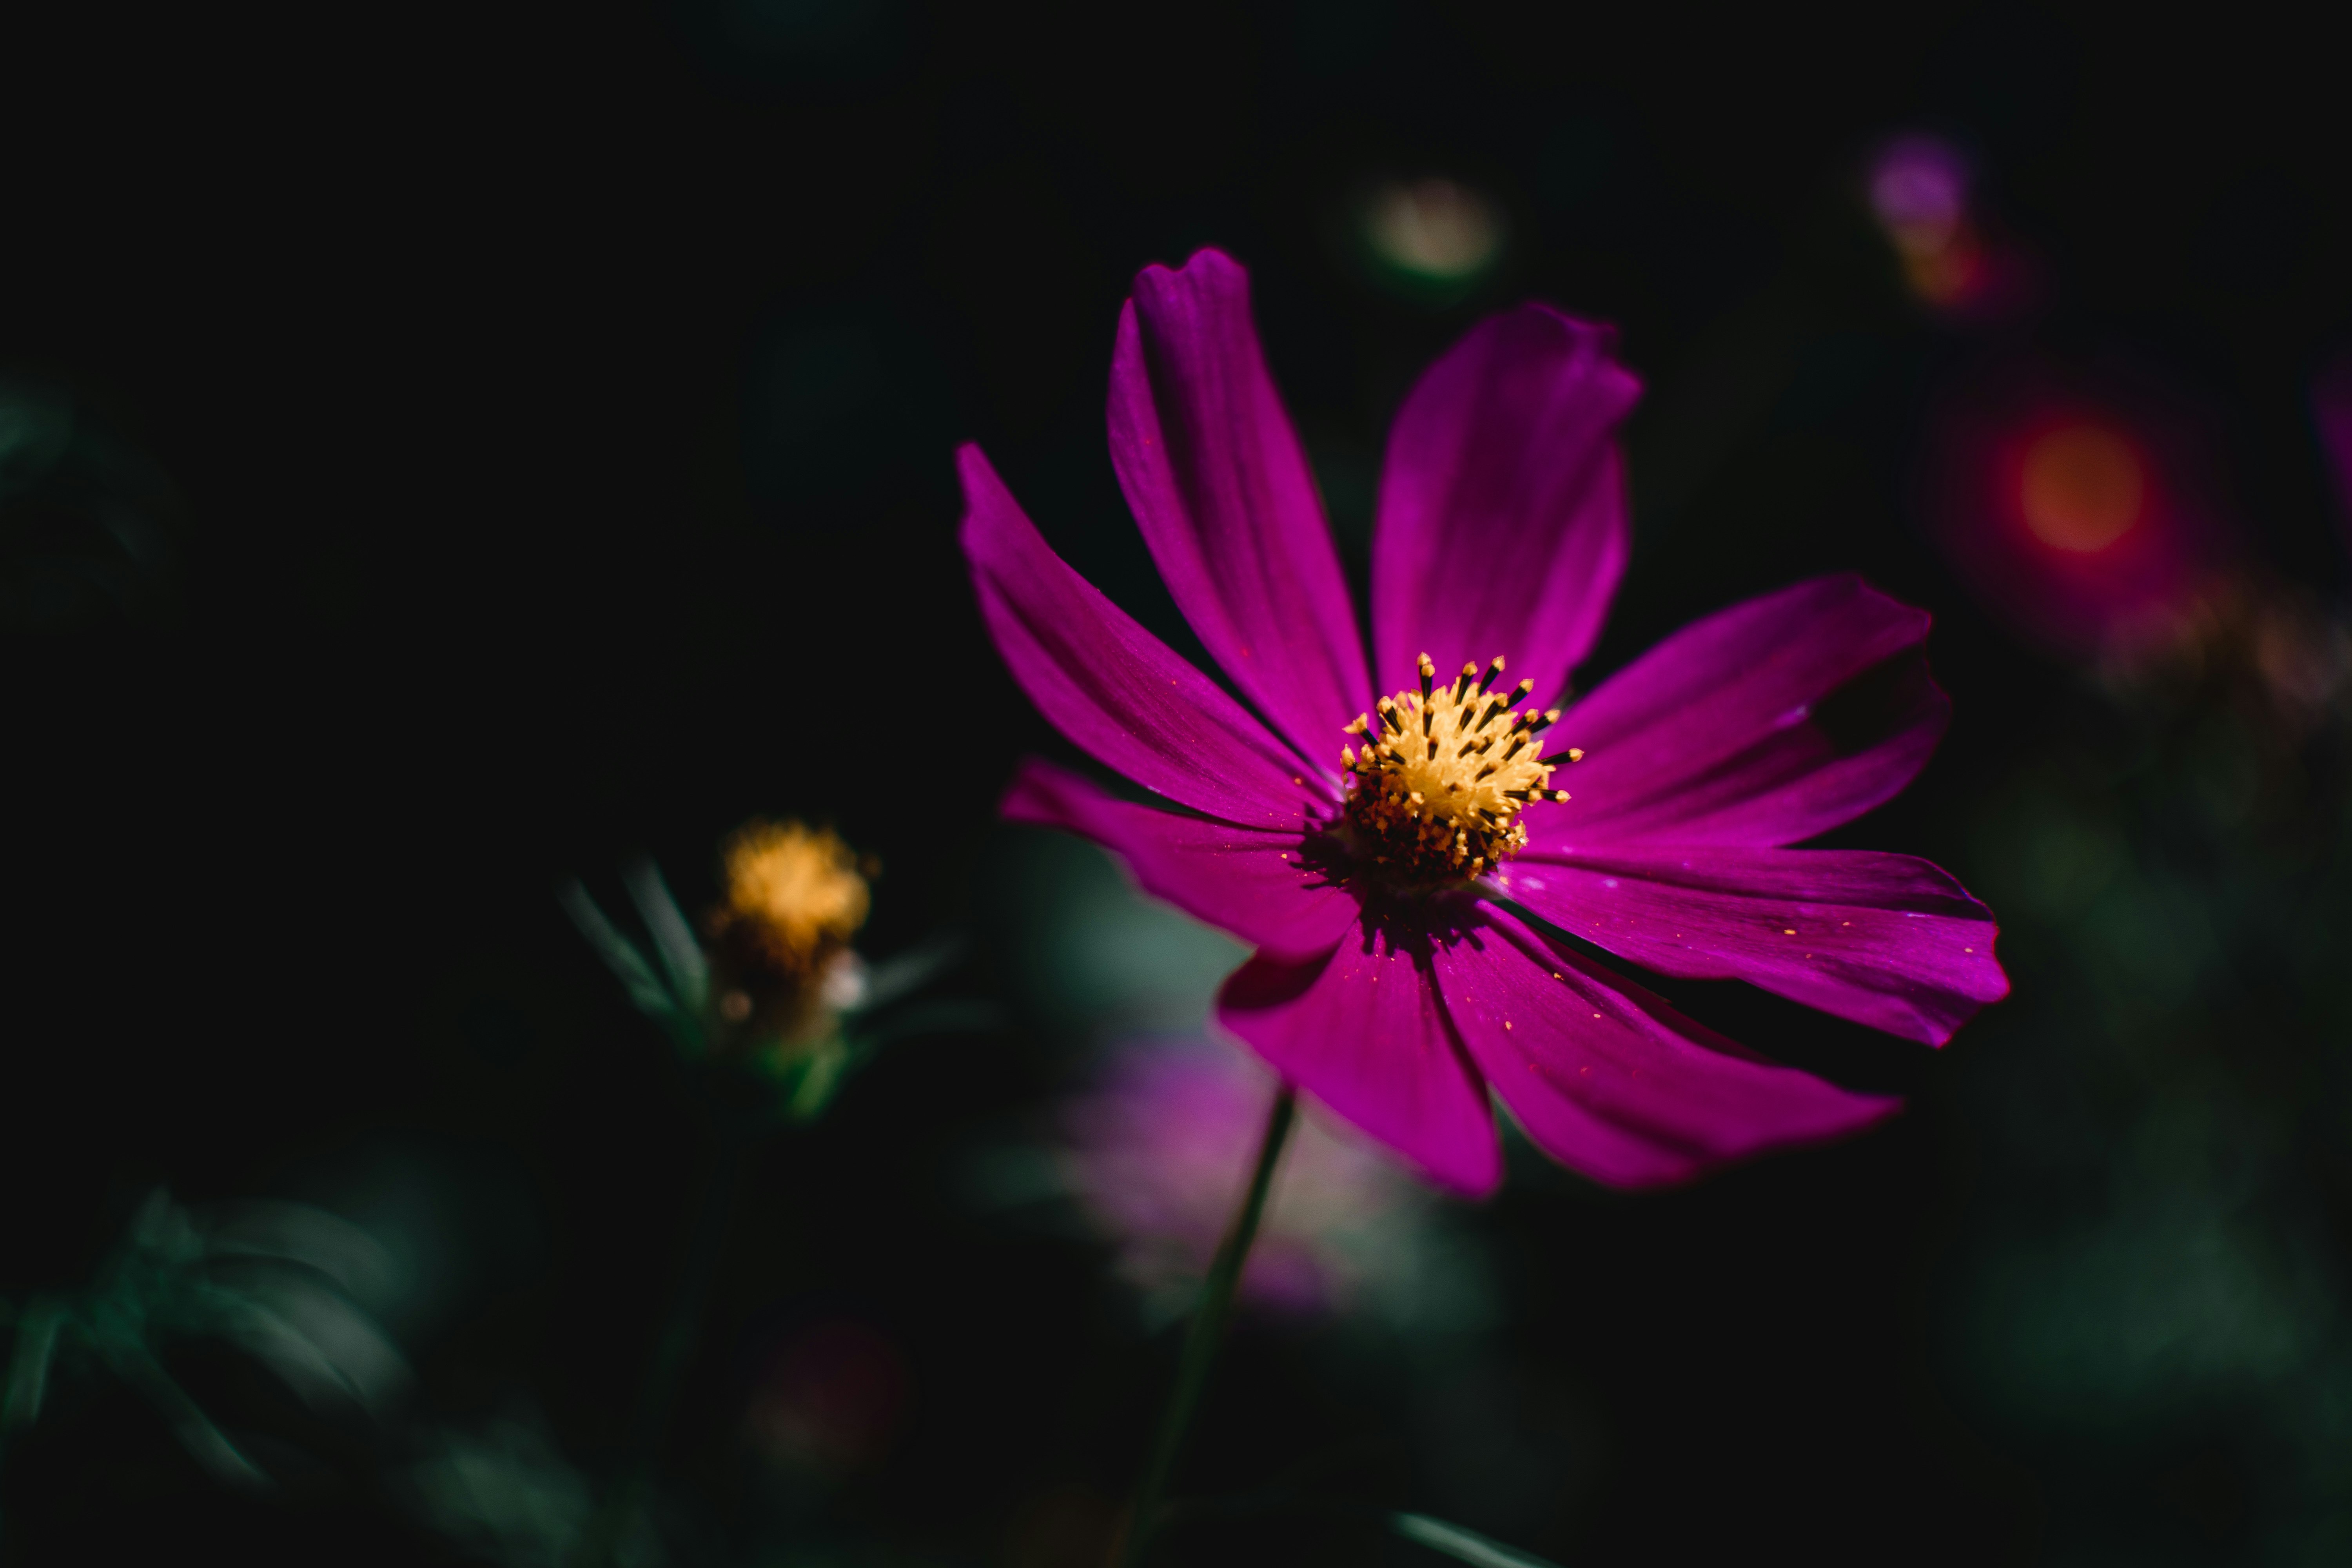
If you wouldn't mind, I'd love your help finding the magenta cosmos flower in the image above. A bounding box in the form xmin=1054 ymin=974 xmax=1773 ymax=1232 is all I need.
xmin=959 ymin=249 xmax=2008 ymax=1194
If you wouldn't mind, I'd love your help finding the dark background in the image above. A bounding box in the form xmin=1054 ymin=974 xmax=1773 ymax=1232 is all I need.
xmin=4 ymin=4 xmax=2349 ymax=1563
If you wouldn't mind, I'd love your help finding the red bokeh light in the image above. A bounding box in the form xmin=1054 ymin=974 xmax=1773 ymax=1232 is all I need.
xmin=2018 ymin=423 xmax=2146 ymax=554
xmin=1922 ymin=359 xmax=2230 ymax=659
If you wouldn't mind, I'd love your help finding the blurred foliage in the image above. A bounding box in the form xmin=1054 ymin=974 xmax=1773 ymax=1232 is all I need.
xmin=400 ymin=1408 xmax=675 ymax=1568
xmin=0 ymin=376 xmax=180 ymax=630
xmin=563 ymin=854 xmax=984 ymax=1127
xmin=405 ymin=1414 xmax=603 ymax=1567
xmin=1950 ymin=584 xmax=2352 ymax=1559
xmin=0 ymin=1192 xmax=406 ymax=1502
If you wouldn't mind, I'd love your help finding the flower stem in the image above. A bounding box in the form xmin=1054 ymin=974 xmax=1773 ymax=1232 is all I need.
xmin=1120 ymin=1084 xmax=1296 ymax=1568
xmin=605 ymin=1125 xmax=753 ymax=1534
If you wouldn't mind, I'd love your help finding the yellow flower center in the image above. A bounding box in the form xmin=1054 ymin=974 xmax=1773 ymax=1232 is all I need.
xmin=719 ymin=820 xmax=871 ymax=976
xmin=1339 ymin=654 xmax=1580 ymax=886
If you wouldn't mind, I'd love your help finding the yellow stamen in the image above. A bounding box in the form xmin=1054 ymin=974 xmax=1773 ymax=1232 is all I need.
xmin=1341 ymin=653 xmax=1577 ymax=884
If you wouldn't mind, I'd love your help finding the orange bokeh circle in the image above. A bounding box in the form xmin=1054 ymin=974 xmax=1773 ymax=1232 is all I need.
xmin=2018 ymin=423 xmax=2145 ymax=553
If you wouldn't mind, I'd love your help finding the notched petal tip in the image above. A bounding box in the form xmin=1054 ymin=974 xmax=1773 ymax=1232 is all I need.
xmin=1370 ymin=296 xmax=1643 ymax=705
xmin=1505 ymin=299 xmax=1645 ymax=399
xmin=1110 ymin=243 xmax=1372 ymax=766
xmin=1135 ymin=246 xmax=1249 ymax=296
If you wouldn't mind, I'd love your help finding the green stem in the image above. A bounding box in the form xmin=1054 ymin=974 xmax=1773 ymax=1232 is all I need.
xmin=611 ymin=1129 xmax=753 ymax=1512
xmin=1120 ymin=1085 xmax=1296 ymax=1568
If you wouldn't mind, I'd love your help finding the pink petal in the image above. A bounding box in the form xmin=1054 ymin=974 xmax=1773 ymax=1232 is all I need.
xmin=1002 ymin=758 xmax=1361 ymax=961
xmin=1109 ymin=250 xmax=1372 ymax=765
xmin=1502 ymin=845 xmax=2010 ymax=1046
xmin=959 ymin=445 xmax=1330 ymax=830
xmin=1432 ymin=907 xmax=1900 ymax=1190
xmin=1535 ymin=575 xmax=1947 ymax=849
xmin=1217 ymin=934 xmax=1501 ymax=1197
xmin=1370 ymin=305 xmax=1639 ymax=705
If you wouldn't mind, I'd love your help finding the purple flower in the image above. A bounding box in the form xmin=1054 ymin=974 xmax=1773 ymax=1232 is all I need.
xmin=959 ymin=250 xmax=2009 ymax=1194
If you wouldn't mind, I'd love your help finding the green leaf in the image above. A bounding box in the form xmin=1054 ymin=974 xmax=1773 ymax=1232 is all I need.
xmin=1390 ymin=1513 xmax=1566 ymax=1568
xmin=849 ymin=933 xmax=966 ymax=1015
xmin=786 ymin=1038 xmax=853 ymax=1122
xmin=622 ymin=856 xmax=709 ymax=1015
xmin=2 ymin=1297 xmax=65 ymax=1434
xmin=560 ymin=880 xmax=701 ymax=1052
xmin=405 ymin=1414 xmax=596 ymax=1564
xmin=194 ymin=1275 xmax=411 ymax=1418
xmin=767 ymin=1000 xmax=1000 ymax=1124
xmin=125 ymin=1185 xmax=203 ymax=1268
xmin=204 ymin=1201 xmax=401 ymax=1310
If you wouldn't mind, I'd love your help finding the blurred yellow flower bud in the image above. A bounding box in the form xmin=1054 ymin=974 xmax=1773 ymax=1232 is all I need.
xmin=706 ymin=820 xmax=874 ymax=1057
xmin=715 ymin=820 xmax=871 ymax=976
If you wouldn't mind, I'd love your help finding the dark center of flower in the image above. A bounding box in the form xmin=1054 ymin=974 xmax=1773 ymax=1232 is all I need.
xmin=1339 ymin=653 xmax=1581 ymax=887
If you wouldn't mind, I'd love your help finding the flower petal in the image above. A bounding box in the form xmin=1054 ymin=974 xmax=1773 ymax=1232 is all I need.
xmin=1217 ymin=933 xmax=1501 ymax=1196
xmin=1002 ymin=758 xmax=1361 ymax=961
xmin=1503 ymin=844 xmax=2009 ymax=1045
xmin=1370 ymin=305 xmax=1639 ymax=705
xmin=1535 ymin=575 xmax=1947 ymax=849
xmin=1432 ymin=906 xmax=1900 ymax=1190
xmin=1110 ymin=250 xmax=1372 ymax=763
xmin=960 ymin=444 xmax=1330 ymax=831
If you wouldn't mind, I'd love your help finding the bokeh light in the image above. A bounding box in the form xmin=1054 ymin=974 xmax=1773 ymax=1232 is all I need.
xmin=1360 ymin=177 xmax=1505 ymax=297
xmin=1864 ymin=132 xmax=2032 ymax=318
xmin=2018 ymin=422 xmax=2146 ymax=553
xmin=1868 ymin=136 xmax=1969 ymax=240
xmin=1868 ymin=135 xmax=1987 ymax=309
xmin=1923 ymin=360 xmax=2229 ymax=659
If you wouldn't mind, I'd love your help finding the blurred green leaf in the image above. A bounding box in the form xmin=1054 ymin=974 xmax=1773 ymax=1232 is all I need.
xmin=560 ymin=880 xmax=704 ymax=1054
xmin=850 ymin=932 xmax=965 ymax=1015
xmin=1390 ymin=1512 xmax=1565 ymax=1568
xmin=2 ymin=1298 xmax=64 ymax=1434
xmin=204 ymin=1200 xmax=401 ymax=1311
xmin=405 ymin=1414 xmax=610 ymax=1568
xmin=622 ymin=857 xmax=709 ymax=1016
xmin=777 ymin=999 xmax=1002 ymax=1122
xmin=5 ymin=1189 xmax=414 ymax=1492
xmin=785 ymin=1041 xmax=851 ymax=1122
xmin=198 ymin=1270 xmax=411 ymax=1418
